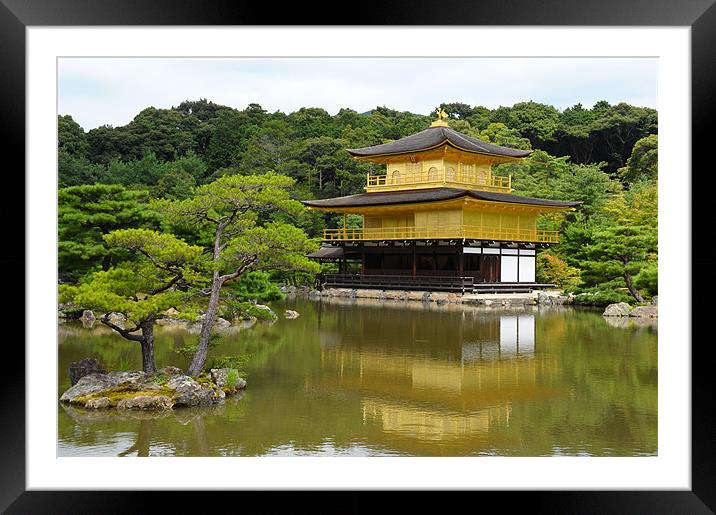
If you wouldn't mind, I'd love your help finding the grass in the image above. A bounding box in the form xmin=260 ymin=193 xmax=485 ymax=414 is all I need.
xmin=226 ymin=369 xmax=239 ymax=391
xmin=152 ymin=373 xmax=169 ymax=385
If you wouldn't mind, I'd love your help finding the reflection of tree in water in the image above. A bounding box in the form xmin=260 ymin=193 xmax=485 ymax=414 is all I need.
xmin=119 ymin=419 xmax=154 ymax=457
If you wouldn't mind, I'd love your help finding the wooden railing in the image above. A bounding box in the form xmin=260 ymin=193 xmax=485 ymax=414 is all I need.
xmin=366 ymin=169 xmax=511 ymax=192
xmin=323 ymin=225 xmax=559 ymax=243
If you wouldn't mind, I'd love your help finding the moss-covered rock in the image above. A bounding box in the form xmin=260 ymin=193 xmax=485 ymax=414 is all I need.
xmin=59 ymin=369 xmax=246 ymax=411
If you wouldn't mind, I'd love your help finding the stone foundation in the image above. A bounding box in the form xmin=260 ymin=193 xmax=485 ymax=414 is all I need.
xmin=308 ymin=287 xmax=572 ymax=307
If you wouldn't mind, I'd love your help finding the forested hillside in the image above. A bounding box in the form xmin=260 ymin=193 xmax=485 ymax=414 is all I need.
xmin=58 ymin=99 xmax=658 ymax=304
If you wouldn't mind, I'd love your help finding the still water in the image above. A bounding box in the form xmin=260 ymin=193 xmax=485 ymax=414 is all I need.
xmin=58 ymin=297 xmax=657 ymax=457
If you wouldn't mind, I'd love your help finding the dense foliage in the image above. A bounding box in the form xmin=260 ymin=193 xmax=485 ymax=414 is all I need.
xmin=59 ymin=98 xmax=658 ymax=321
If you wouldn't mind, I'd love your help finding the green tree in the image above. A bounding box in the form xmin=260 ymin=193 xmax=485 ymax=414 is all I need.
xmin=156 ymin=172 xmax=319 ymax=376
xmin=496 ymin=150 xmax=619 ymax=219
xmin=537 ymin=251 xmax=581 ymax=288
xmin=58 ymin=115 xmax=89 ymax=157
xmin=228 ymin=270 xmax=284 ymax=302
xmin=581 ymin=224 xmax=656 ymax=302
xmin=589 ymin=103 xmax=658 ymax=172
xmin=479 ymin=123 xmax=532 ymax=150
xmin=439 ymin=102 xmax=475 ymax=120
xmin=491 ymin=101 xmax=560 ymax=145
xmin=58 ymin=184 xmax=158 ymax=282
xmin=288 ymin=107 xmax=339 ymax=139
xmin=619 ymin=134 xmax=658 ymax=184
xmin=578 ymin=182 xmax=658 ymax=302
xmin=59 ymin=229 xmax=202 ymax=372
xmin=205 ymin=109 xmax=262 ymax=170
xmin=58 ymin=152 xmax=105 ymax=187
xmin=154 ymin=168 xmax=196 ymax=200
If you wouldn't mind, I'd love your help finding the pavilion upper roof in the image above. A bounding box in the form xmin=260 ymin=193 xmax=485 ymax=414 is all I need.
xmin=347 ymin=125 xmax=532 ymax=160
xmin=302 ymin=187 xmax=582 ymax=210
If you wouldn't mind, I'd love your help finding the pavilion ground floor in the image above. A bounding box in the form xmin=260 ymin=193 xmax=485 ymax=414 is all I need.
xmin=309 ymin=240 xmax=555 ymax=293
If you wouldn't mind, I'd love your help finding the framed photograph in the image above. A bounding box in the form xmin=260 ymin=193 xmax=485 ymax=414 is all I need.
xmin=4 ymin=0 xmax=713 ymax=511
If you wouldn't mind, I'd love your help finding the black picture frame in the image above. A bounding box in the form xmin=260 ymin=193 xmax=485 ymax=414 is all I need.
xmin=2 ymin=0 xmax=712 ymax=512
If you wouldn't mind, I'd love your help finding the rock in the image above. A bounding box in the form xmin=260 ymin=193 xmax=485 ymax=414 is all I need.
xmin=483 ymin=300 xmax=494 ymax=306
xmin=431 ymin=292 xmax=449 ymax=303
xmin=67 ymin=357 xmax=106 ymax=386
xmin=214 ymin=317 xmax=231 ymax=329
xmin=355 ymin=289 xmax=381 ymax=299
xmin=406 ymin=291 xmax=424 ymax=302
xmin=167 ymin=375 xmax=224 ymax=407
xmin=385 ymin=290 xmax=407 ymax=301
xmin=164 ymin=307 xmax=180 ymax=316
xmin=284 ymin=310 xmax=300 ymax=319
xmin=254 ymin=304 xmax=277 ymax=319
xmin=106 ymin=312 xmax=126 ymax=323
xmin=602 ymin=302 xmax=632 ymax=317
xmin=235 ymin=377 xmax=247 ymax=390
xmin=651 ymin=296 xmax=658 ymax=306
xmin=189 ymin=314 xmax=232 ymax=332
xmin=117 ymin=395 xmax=174 ymax=411
xmin=58 ymin=302 xmax=83 ymax=319
xmin=60 ymin=371 xmax=147 ymax=403
xmin=536 ymin=292 xmax=553 ymax=305
xmin=280 ymin=285 xmax=297 ymax=295
xmin=80 ymin=310 xmax=96 ymax=328
xmin=85 ymin=397 xmax=111 ymax=409
xmin=156 ymin=317 xmax=188 ymax=327
xmin=210 ymin=368 xmax=247 ymax=393
xmin=155 ymin=366 xmax=183 ymax=376
xmin=209 ymin=368 xmax=230 ymax=388
xmin=629 ymin=305 xmax=658 ymax=318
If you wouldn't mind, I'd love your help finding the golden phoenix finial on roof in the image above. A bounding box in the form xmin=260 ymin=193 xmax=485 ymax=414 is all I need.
xmin=435 ymin=107 xmax=448 ymax=120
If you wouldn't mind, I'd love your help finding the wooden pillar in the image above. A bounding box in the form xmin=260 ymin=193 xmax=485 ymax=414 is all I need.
xmin=412 ymin=246 xmax=417 ymax=277
xmin=361 ymin=245 xmax=365 ymax=275
xmin=458 ymin=247 xmax=464 ymax=276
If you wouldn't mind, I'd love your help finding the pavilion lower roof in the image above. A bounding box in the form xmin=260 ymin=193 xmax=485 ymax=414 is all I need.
xmin=347 ymin=125 xmax=532 ymax=159
xmin=302 ymin=187 xmax=582 ymax=209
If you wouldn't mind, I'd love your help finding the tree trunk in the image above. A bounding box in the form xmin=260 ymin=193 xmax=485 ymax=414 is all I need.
xmin=187 ymin=271 xmax=222 ymax=376
xmin=139 ymin=319 xmax=157 ymax=373
xmin=624 ymin=273 xmax=645 ymax=303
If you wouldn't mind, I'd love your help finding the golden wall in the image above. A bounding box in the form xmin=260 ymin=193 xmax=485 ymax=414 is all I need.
xmin=364 ymin=207 xmax=536 ymax=232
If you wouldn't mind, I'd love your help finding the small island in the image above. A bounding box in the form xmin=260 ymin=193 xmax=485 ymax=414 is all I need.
xmin=60 ymin=361 xmax=246 ymax=411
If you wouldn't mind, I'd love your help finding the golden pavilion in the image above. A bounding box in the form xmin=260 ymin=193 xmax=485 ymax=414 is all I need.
xmin=303 ymin=109 xmax=581 ymax=293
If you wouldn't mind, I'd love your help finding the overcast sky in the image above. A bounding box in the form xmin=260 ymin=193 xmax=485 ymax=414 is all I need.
xmin=58 ymin=57 xmax=657 ymax=130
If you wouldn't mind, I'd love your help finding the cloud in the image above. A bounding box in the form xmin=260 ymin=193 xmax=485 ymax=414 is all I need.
xmin=58 ymin=57 xmax=657 ymax=130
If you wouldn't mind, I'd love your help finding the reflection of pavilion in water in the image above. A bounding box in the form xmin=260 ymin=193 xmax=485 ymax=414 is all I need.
xmin=313 ymin=305 xmax=558 ymax=452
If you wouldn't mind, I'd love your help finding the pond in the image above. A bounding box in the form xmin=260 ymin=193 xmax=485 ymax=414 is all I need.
xmin=58 ymin=297 xmax=657 ymax=457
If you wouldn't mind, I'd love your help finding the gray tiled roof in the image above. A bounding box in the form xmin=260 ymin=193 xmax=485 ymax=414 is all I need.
xmin=347 ymin=125 xmax=532 ymax=158
xmin=306 ymin=246 xmax=345 ymax=259
xmin=302 ymin=187 xmax=582 ymax=209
